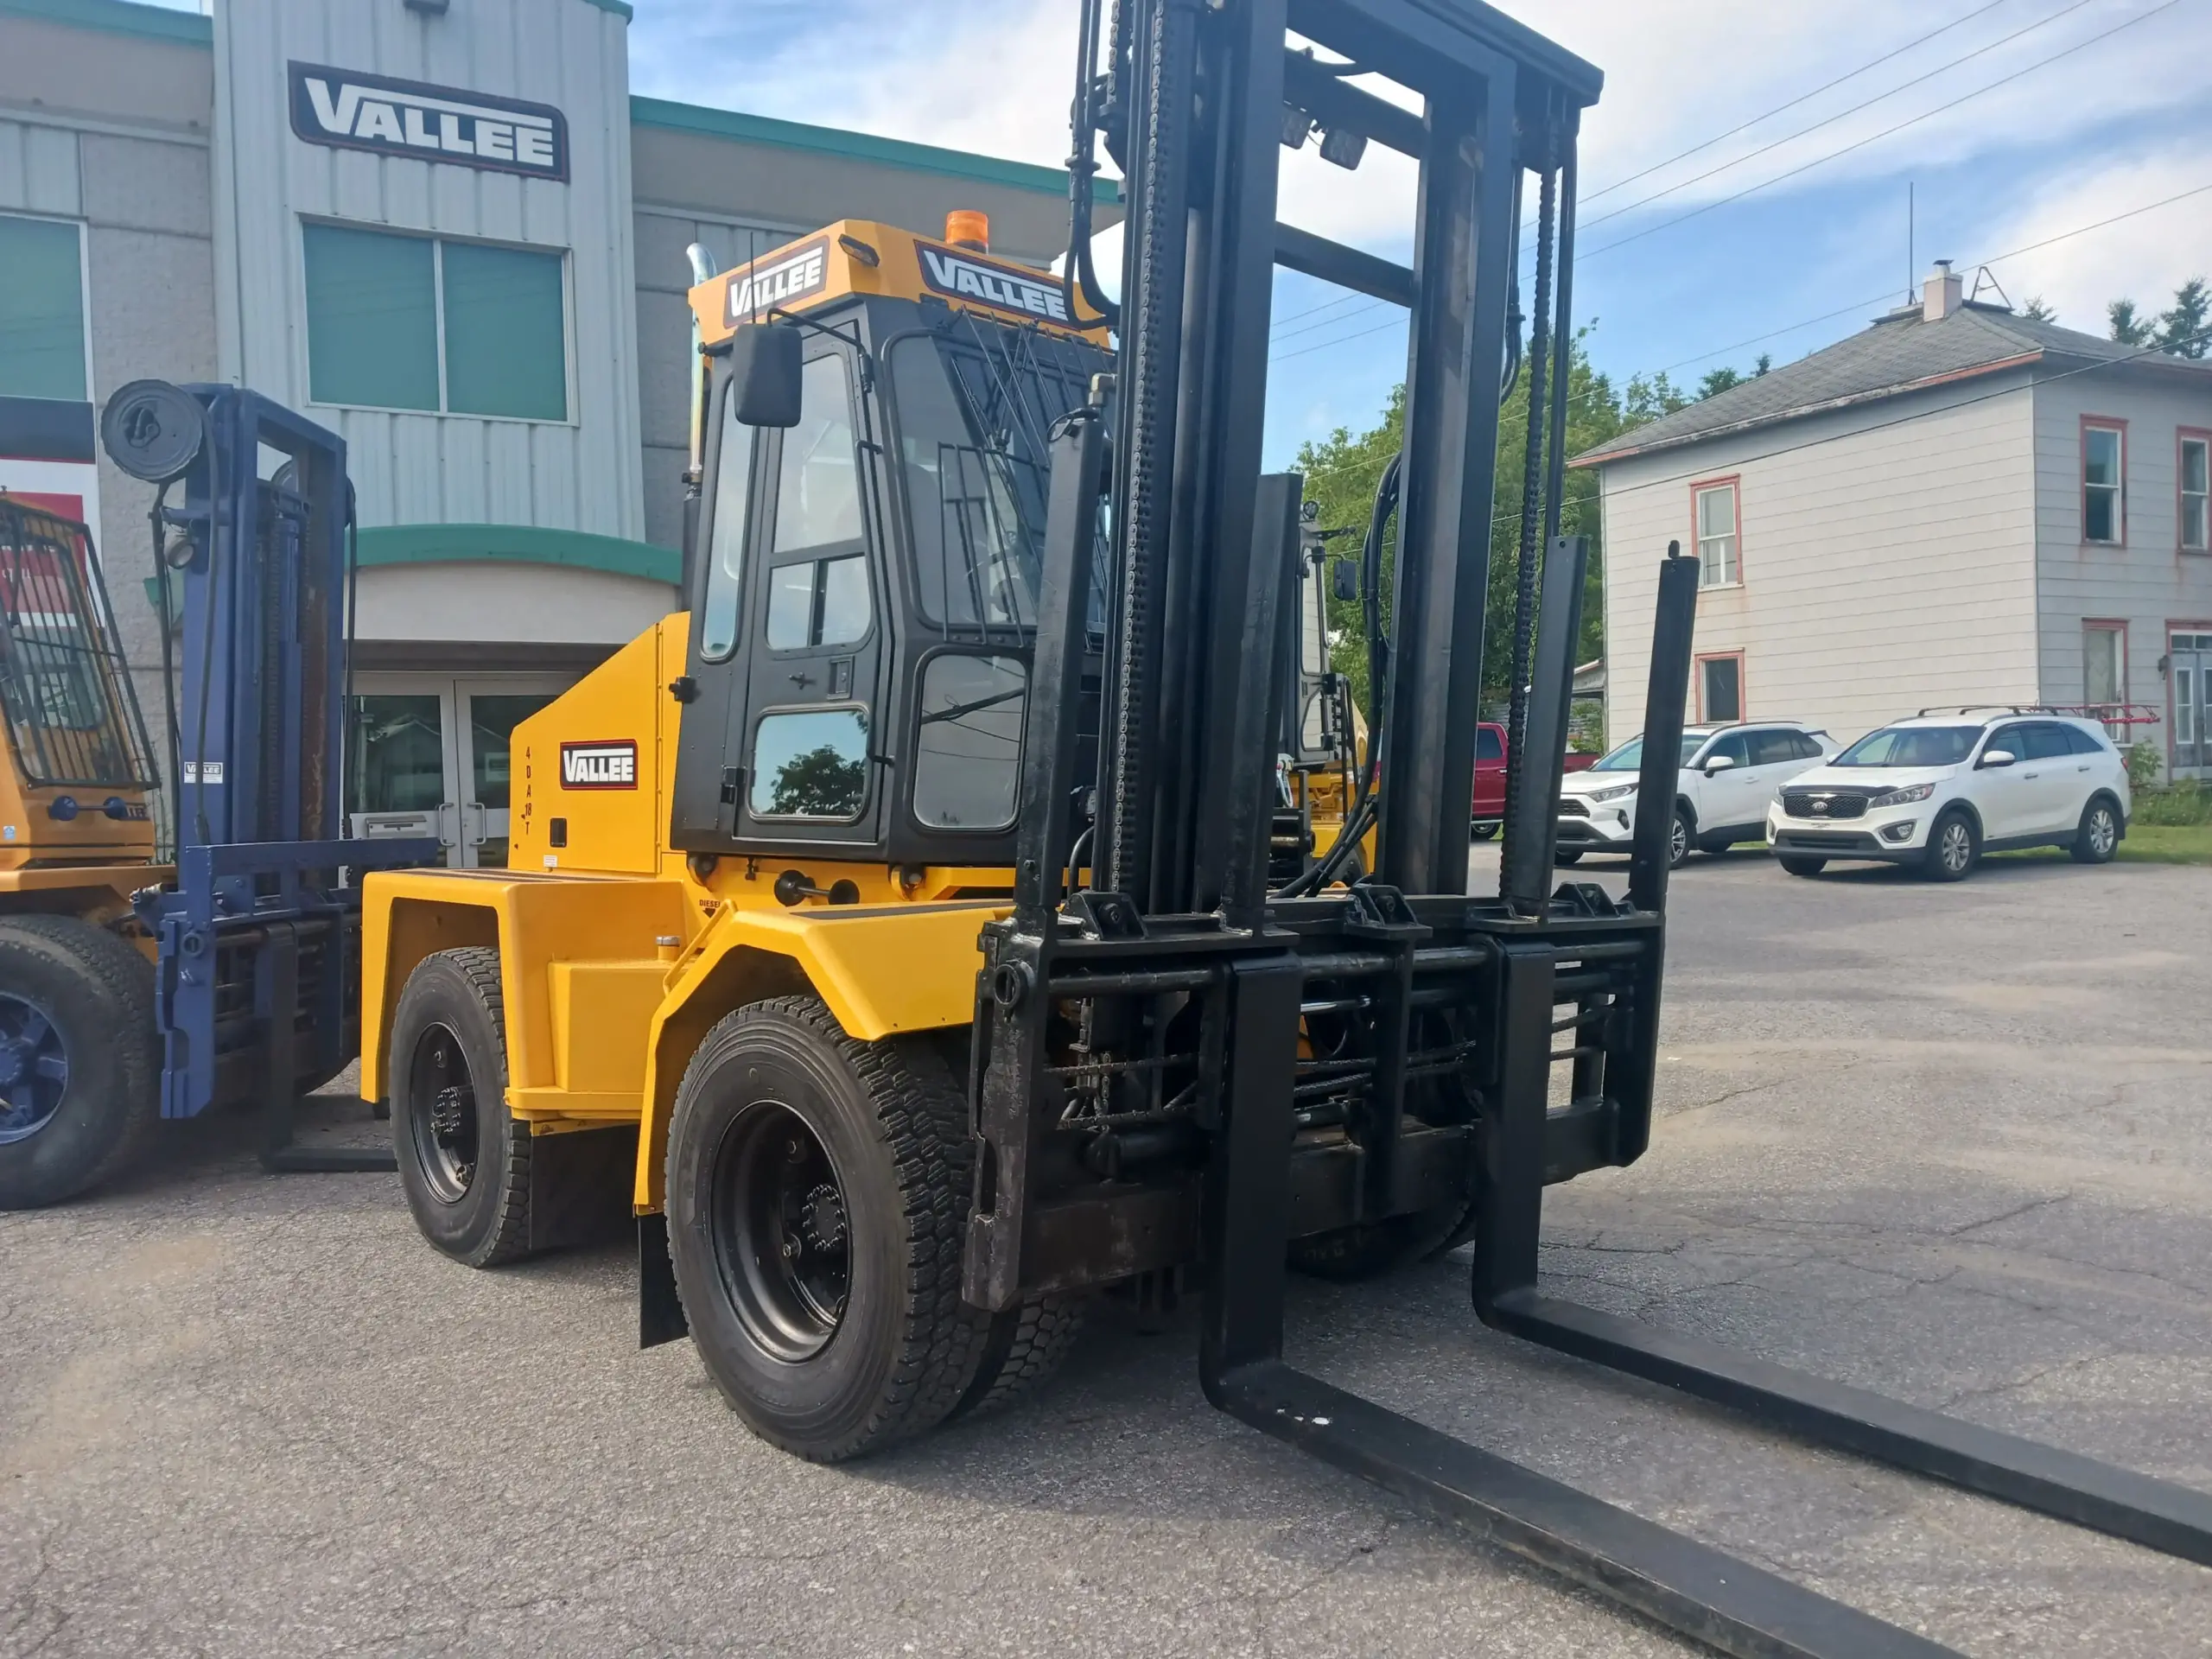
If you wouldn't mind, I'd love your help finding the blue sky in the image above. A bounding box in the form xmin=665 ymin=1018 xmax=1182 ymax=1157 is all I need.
xmin=161 ymin=0 xmax=2212 ymax=467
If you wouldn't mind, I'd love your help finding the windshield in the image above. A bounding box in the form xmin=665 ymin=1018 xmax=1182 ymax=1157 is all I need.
xmin=889 ymin=318 xmax=1108 ymax=634
xmin=1592 ymin=734 xmax=1705 ymax=772
xmin=1834 ymin=725 xmax=1980 ymax=767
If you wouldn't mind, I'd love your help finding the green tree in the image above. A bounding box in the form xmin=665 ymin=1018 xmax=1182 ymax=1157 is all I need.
xmin=2020 ymin=296 xmax=2056 ymax=323
xmin=2107 ymin=280 xmax=2209 ymax=355
xmin=2158 ymin=277 xmax=2209 ymax=359
xmin=1694 ymin=353 xmax=1770 ymax=401
xmin=1294 ymin=327 xmax=1636 ymax=721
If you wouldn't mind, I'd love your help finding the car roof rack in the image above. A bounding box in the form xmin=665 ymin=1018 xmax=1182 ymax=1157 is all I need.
xmin=1913 ymin=702 xmax=2163 ymax=725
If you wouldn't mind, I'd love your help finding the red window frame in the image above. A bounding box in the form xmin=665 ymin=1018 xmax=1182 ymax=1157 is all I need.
xmin=1688 ymin=474 xmax=1743 ymax=589
xmin=2178 ymin=427 xmax=2210 ymax=555
xmin=1694 ymin=650 xmax=1746 ymax=724
xmin=2081 ymin=416 xmax=2126 ymax=547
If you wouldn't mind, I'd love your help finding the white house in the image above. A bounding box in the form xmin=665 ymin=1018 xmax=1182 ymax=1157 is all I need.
xmin=1578 ymin=263 xmax=2212 ymax=779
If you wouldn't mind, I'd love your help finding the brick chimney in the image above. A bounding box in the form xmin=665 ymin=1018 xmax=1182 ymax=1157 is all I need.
xmin=1923 ymin=258 xmax=1962 ymax=322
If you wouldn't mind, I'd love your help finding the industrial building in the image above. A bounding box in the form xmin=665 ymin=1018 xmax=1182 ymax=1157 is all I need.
xmin=0 ymin=0 xmax=1105 ymax=861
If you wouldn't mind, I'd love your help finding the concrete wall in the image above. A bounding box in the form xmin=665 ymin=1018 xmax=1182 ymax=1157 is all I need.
xmin=1599 ymin=375 xmax=2041 ymax=753
xmin=212 ymin=0 xmax=645 ymax=542
xmin=2031 ymin=365 xmax=2212 ymax=769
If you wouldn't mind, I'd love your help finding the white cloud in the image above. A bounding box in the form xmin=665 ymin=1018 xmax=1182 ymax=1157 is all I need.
xmin=1964 ymin=145 xmax=2212 ymax=328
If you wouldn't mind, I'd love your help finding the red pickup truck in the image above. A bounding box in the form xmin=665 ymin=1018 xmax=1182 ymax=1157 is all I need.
xmin=1471 ymin=721 xmax=1596 ymax=839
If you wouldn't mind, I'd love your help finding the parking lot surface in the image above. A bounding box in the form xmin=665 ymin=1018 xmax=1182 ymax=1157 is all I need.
xmin=4 ymin=849 xmax=2209 ymax=1657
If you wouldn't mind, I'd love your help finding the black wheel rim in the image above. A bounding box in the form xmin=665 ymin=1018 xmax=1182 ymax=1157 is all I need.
xmin=2090 ymin=807 xmax=2116 ymax=855
xmin=407 ymin=1021 xmax=480 ymax=1203
xmin=0 ymin=992 xmax=68 ymax=1147
xmin=1940 ymin=820 xmax=1973 ymax=872
xmin=711 ymin=1101 xmax=850 ymax=1363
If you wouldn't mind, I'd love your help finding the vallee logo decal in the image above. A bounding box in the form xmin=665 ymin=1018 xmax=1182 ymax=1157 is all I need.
xmin=561 ymin=740 xmax=638 ymax=790
xmin=289 ymin=62 xmax=569 ymax=181
xmin=918 ymin=245 xmax=1073 ymax=324
xmin=726 ymin=240 xmax=830 ymax=323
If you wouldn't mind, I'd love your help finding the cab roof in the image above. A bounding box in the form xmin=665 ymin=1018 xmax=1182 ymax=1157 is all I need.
xmin=690 ymin=218 xmax=1109 ymax=348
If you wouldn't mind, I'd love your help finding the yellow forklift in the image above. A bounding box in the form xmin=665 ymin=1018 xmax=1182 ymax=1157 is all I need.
xmin=0 ymin=499 xmax=165 ymax=1206
xmin=363 ymin=2 xmax=2212 ymax=1650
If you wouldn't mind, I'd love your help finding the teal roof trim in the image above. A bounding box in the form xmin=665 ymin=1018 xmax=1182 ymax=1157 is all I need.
xmin=355 ymin=524 xmax=680 ymax=584
xmin=580 ymin=0 xmax=633 ymax=18
xmin=142 ymin=523 xmax=679 ymax=622
xmin=0 ymin=0 xmax=212 ymax=46
xmin=630 ymin=95 xmax=1121 ymax=205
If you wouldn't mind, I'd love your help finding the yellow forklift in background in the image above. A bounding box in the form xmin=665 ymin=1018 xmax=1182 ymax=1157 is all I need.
xmin=363 ymin=1 xmax=2212 ymax=1649
xmin=0 ymin=499 xmax=164 ymax=1207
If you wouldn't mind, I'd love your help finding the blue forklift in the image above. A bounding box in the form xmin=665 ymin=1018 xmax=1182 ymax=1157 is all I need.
xmin=0 ymin=381 xmax=433 ymax=1207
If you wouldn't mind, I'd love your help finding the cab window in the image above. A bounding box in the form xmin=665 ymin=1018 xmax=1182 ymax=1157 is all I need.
xmin=699 ymin=389 xmax=756 ymax=660
xmin=773 ymin=355 xmax=864 ymax=552
xmin=751 ymin=707 xmax=869 ymax=820
xmin=912 ymin=653 xmax=1025 ymax=830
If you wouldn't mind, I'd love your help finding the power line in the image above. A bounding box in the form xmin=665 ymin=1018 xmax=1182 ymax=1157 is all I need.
xmin=1573 ymin=0 xmax=2018 ymax=211
xmin=1577 ymin=0 xmax=2185 ymax=264
xmin=1575 ymin=0 xmax=2101 ymax=235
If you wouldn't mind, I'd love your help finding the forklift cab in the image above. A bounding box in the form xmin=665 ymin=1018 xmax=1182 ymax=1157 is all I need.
xmin=670 ymin=225 xmax=1112 ymax=878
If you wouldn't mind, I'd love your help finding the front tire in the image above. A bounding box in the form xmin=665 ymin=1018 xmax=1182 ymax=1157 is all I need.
xmin=392 ymin=947 xmax=532 ymax=1267
xmin=1554 ymin=847 xmax=1584 ymax=866
xmin=0 ymin=916 xmax=158 ymax=1210
xmin=1470 ymin=821 xmax=1498 ymax=842
xmin=664 ymin=997 xmax=984 ymax=1462
xmin=1778 ymin=855 xmax=1827 ymax=878
xmin=1921 ymin=810 xmax=1979 ymax=882
xmin=1669 ymin=805 xmax=1694 ymax=869
xmin=2070 ymin=798 xmax=2120 ymax=864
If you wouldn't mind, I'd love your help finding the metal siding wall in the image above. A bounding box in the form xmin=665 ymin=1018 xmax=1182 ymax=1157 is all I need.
xmin=213 ymin=0 xmax=643 ymax=541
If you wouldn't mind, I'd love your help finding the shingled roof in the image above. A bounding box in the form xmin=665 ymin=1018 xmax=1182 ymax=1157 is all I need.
xmin=1573 ymin=298 xmax=2210 ymax=467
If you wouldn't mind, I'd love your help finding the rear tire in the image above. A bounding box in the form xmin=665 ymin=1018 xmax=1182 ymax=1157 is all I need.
xmin=391 ymin=947 xmax=532 ymax=1267
xmin=1554 ymin=848 xmax=1584 ymax=867
xmin=949 ymin=1294 xmax=1087 ymax=1422
xmin=1778 ymin=855 xmax=1827 ymax=878
xmin=0 ymin=916 xmax=157 ymax=1210
xmin=2070 ymin=797 xmax=2120 ymax=864
xmin=664 ymin=997 xmax=985 ymax=1462
xmin=1921 ymin=810 xmax=1979 ymax=882
xmin=1470 ymin=821 xmax=1498 ymax=842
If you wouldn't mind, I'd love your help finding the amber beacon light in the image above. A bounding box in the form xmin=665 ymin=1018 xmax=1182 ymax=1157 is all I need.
xmin=944 ymin=209 xmax=990 ymax=251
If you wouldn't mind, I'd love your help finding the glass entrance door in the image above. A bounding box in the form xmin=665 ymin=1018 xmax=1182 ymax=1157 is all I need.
xmin=348 ymin=674 xmax=567 ymax=867
xmin=456 ymin=681 xmax=563 ymax=868
xmin=2173 ymin=632 xmax=2211 ymax=777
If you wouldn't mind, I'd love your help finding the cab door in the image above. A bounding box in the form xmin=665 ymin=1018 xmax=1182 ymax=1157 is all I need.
xmin=669 ymin=345 xmax=885 ymax=853
xmin=734 ymin=349 xmax=882 ymax=847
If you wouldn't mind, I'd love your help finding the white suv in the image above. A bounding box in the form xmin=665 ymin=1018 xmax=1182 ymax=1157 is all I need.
xmin=1766 ymin=712 xmax=2131 ymax=881
xmin=1557 ymin=721 xmax=1837 ymax=869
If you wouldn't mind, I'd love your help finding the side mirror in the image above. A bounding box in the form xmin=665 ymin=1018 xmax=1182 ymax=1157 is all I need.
xmin=1331 ymin=558 xmax=1360 ymax=602
xmin=728 ymin=322 xmax=804 ymax=429
xmin=1980 ymin=748 xmax=2016 ymax=768
xmin=1703 ymin=753 xmax=1737 ymax=774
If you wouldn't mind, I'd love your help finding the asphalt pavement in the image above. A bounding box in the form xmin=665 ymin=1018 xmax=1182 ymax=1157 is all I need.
xmin=3 ymin=845 xmax=2209 ymax=1657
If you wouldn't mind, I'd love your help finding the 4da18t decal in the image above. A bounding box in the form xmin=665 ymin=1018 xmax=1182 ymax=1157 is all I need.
xmin=561 ymin=740 xmax=638 ymax=790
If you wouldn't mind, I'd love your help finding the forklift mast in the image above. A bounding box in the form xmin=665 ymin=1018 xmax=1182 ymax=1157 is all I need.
xmin=963 ymin=3 xmax=2212 ymax=1655
xmin=102 ymin=382 xmax=436 ymax=1154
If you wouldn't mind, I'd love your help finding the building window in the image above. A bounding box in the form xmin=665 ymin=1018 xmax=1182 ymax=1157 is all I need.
xmin=0 ymin=214 xmax=88 ymax=403
xmin=2082 ymin=622 xmax=2126 ymax=715
xmin=302 ymin=222 xmax=569 ymax=421
xmin=1693 ymin=480 xmax=1738 ymax=587
xmin=2082 ymin=423 xmax=2124 ymax=544
xmin=1697 ymin=653 xmax=1743 ymax=723
xmin=2182 ymin=434 xmax=2209 ymax=552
